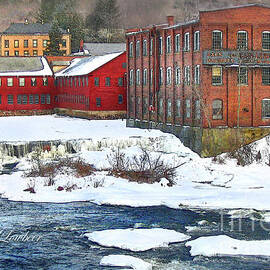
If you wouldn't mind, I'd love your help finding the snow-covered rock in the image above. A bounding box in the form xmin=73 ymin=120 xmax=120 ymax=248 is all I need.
xmin=186 ymin=235 xmax=270 ymax=257
xmin=84 ymin=228 xmax=191 ymax=251
xmin=100 ymin=255 xmax=152 ymax=270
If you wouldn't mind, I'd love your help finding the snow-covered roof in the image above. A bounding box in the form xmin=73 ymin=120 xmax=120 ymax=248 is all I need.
xmin=0 ymin=57 xmax=53 ymax=76
xmin=55 ymin=52 xmax=124 ymax=77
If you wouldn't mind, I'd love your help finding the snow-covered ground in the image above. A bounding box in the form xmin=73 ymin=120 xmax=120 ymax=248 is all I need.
xmin=100 ymin=255 xmax=152 ymax=270
xmin=186 ymin=235 xmax=270 ymax=257
xmin=84 ymin=228 xmax=190 ymax=251
xmin=1 ymin=115 xmax=270 ymax=215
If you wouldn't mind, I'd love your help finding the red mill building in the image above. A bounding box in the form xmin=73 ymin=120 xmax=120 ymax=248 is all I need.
xmin=126 ymin=4 xmax=270 ymax=156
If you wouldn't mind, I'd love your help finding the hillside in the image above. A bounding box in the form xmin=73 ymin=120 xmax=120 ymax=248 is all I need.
xmin=0 ymin=0 xmax=269 ymax=32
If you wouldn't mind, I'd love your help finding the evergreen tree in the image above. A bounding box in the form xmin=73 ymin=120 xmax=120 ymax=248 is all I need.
xmin=44 ymin=21 xmax=63 ymax=56
xmin=36 ymin=0 xmax=56 ymax=23
xmin=86 ymin=0 xmax=120 ymax=32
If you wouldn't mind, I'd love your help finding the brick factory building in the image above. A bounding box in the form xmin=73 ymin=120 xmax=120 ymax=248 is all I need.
xmin=126 ymin=4 xmax=270 ymax=156
xmin=0 ymin=21 xmax=71 ymax=57
xmin=0 ymin=57 xmax=55 ymax=116
xmin=54 ymin=51 xmax=127 ymax=119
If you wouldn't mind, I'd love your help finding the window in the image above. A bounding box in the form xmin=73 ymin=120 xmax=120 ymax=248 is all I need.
xmin=118 ymin=77 xmax=123 ymax=86
xmin=4 ymin=51 xmax=9 ymax=56
xmin=143 ymin=97 xmax=148 ymax=115
xmin=0 ymin=78 xmax=1 ymax=86
xmin=158 ymin=98 xmax=163 ymax=115
xmin=14 ymin=40 xmax=19 ymax=48
xmin=159 ymin=37 xmax=163 ymax=54
xmin=96 ymin=97 xmax=101 ymax=107
xmin=167 ymin=99 xmax=172 ymax=117
xmin=159 ymin=67 xmax=163 ymax=85
xmin=175 ymin=34 xmax=180 ymax=53
xmin=33 ymin=50 xmax=38 ymax=56
xmin=194 ymin=31 xmax=200 ymax=51
xmin=4 ymin=40 xmax=9 ymax=48
xmin=212 ymin=66 xmax=222 ymax=85
xmin=237 ymin=31 xmax=248 ymax=50
xmin=136 ymin=69 xmax=140 ymax=85
xmin=14 ymin=51 xmax=19 ymax=56
xmin=262 ymin=31 xmax=270 ymax=50
xmin=166 ymin=36 xmax=172 ymax=53
xmin=194 ymin=65 xmax=200 ymax=85
xmin=195 ymin=100 xmax=200 ymax=119
xmin=43 ymin=40 xmax=48 ymax=48
xmin=136 ymin=97 xmax=140 ymax=115
xmin=166 ymin=67 xmax=172 ymax=85
xmin=19 ymin=78 xmax=25 ymax=87
xmin=184 ymin=33 xmax=190 ymax=51
xmin=46 ymin=94 xmax=51 ymax=104
xmin=262 ymin=67 xmax=270 ymax=85
xmin=143 ymin=40 xmax=147 ymax=56
xmin=22 ymin=95 xmax=27 ymax=105
xmin=122 ymin=62 xmax=127 ymax=69
xmin=238 ymin=67 xmax=248 ymax=85
xmin=29 ymin=94 xmax=34 ymax=104
xmin=150 ymin=69 xmax=153 ymax=85
xmin=262 ymin=99 xmax=270 ymax=118
xmin=0 ymin=95 xmax=1 ymax=104
xmin=33 ymin=39 xmax=38 ymax=48
xmin=34 ymin=94 xmax=39 ymax=104
xmin=212 ymin=99 xmax=223 ymax=120
xmin=143 ymin=69 xmax=148 ymax=85
xmin=185 ymin=99 xmax=191 ymax=118
xmin=129 ymin=42 xmax=133 ymax=57
xmin=176 ymin=99 xmax=181 ymax=117
xmin=41 ymin=94 xmax=46 ymax=104
xmin=31 ymin=78 xmax=37 ymax=86
xmin=118 ymin=94 xmax=123 ymax=104
xmin=129 ymin=69 xmax=134 ymax=86
xmin=212 ymin=30 xmax=222 ymax=50
xmin=24 ymin=40 xmax=28 ymax=48
xmin=175 ymin=67 xmax=181 ymax=85
xmin=94 ymin=77 xmax=99 ymax=86
xmin=86 ymin=77 xmax=89 ymax=86
xmin=62 ymin=39 xmax=67 ymax=47
xmin=43 ymin=77 xmax=48 ymax=86
xmin=105 ymin=77 xmax=111 ymax=86
xmin=150 ymin=39 xmax=153 ymax=55
xmin=24 ymin=50 xmax=29 ymax=56
xmin=7 ymin=95 xmax=13 ymax=104
xmin=17 ymin=95 xmax=22 ymax=104
xmin=7 ymin=78 xmax=13 ymax=87
xmin=184 ymin=66 xmax=190 ymax=85
xmin=136 ymin=40 xmax=140 ymax=57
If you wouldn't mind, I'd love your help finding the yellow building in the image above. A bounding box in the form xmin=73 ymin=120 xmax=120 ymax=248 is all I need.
xmin=0 ymin=21 xmax=71 ymax=56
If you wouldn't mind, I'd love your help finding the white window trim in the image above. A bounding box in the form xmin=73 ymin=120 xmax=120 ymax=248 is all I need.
xmin=194 ymin=31 xmax=200 ymax=51
xmin=212 ymin=65 xmax=223 ymax=85
xmin=212 ymin=30 xmax=223 ymax=50
xmin=237 ymin=30 xmax=248 ymax=50
xmin=166 ymin=36 xmax=171 ymax=53
xmin=159 ymin=37 xmax=163 ymax=54
xmin=175 ymin=67 xmax=181 ymax=85
xmin=175 ymin=34 xmax=180 ymax=52
xmin=195 ymin=65 xmax=200 ymax=85
xmin=129 ymin=42 xmax=133 ymax=57
xmin=184 ymin=32 xmax=190 ymax=51
xmin=166 ymin=67 xmax=172 ymax=85
xmin=143 ymin=39 xmax=147 ymax=56
xmin=143 ymin=68 xmax=148 ymax=85
xmin=136 ymin=69 xmax=141 ymax=85
xmin=159 ymin=67 xmax=163 ymax=85
xmin=129 ymin=69 xmax=134 ymax=86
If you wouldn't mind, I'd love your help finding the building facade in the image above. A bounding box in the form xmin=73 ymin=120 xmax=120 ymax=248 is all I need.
xmin=0 ymin=57 xmax=55 ymax=116
xmin=126 ymin=4 xmax=270 ymax=156
xmin=54 ymin=52 xmax=127 ymax=119
xmin=0 ymin=22 xmax=71 ymax=57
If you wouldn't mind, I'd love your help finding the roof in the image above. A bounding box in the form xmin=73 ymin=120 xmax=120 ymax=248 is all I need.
xmin=55 ymin=52 xmax=124 ymax=77
xmin=83 ymin=43 xmax=126 ymax=56
xmin=0 ymin=57 xmax=53 ymax=76
xmin=200 ymin=3 xmax=270 ymax=13
xmin=2 ymin=23 xmax=68 ymax=35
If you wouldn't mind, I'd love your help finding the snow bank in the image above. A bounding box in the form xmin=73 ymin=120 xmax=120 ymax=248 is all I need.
xmin=84 ymin=228 xmax=191 ymax=251
xmin=100 ymin=255 xmax=152 ymax=270
xmin=186 ymin=235 xmax=270 ymax=257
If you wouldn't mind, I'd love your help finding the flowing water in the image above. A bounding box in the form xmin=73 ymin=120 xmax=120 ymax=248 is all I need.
xmin=0 ymin=199 xmax=270 ymax=270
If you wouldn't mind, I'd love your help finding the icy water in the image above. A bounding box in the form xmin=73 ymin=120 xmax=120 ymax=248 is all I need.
xmin=0 ymin=199 xmax=270 ymax=270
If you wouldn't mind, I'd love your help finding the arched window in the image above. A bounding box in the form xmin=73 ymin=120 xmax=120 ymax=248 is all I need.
xmin=166 ymin=67 xmax=172 ymax=85
xmin=166 ymin=36 xmax=172 ymax=53
xmin=159 ymin=67 xmax=163 ymax=85
xmin=129 ymin=69 xmax=134 ymax=86
xmin=212 ymin=30 xmax=222 ymax=50
xmin=136 ymin=69 xmax=140 ymax=85
xmin=194 ymin=31 xmax=200 ymax=51
xmin=212 ymin=99 xmax=223 ymax=120
xmin=143 ymin=68 xmax=148 ymax=85
xmin=167 ymin=98 xmax=172 ymax=117
xmin=136 ymin=40 xmax=140 ymax=57
xmin=175 ymin=67 xmax=181 ymax=85
xmin=262 ymin=31 xmax=270 ymax=50
xmin=237 ymin=31 xmax=248 ymax=50
xmin=129 ymin=42 xmax=133 ymax=57
xmin=143 ymin=40 xmax=147 ymax=56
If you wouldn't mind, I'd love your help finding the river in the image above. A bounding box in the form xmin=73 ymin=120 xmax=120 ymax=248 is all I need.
xmin=0 ymin=199 xmax=270 ymax=269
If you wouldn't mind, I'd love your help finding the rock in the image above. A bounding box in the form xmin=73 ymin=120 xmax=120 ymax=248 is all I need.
xmin=23 ymin=187 xmax=35 ymax=194
xmin=57 ymin=186 xmax=64 ymax=191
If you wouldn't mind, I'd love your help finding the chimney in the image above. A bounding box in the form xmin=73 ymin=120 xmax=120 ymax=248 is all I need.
xmin=24 ymin=18 xmax=29 ymax=25
xmin=167 ymin=16 xmax=174 ymax=26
